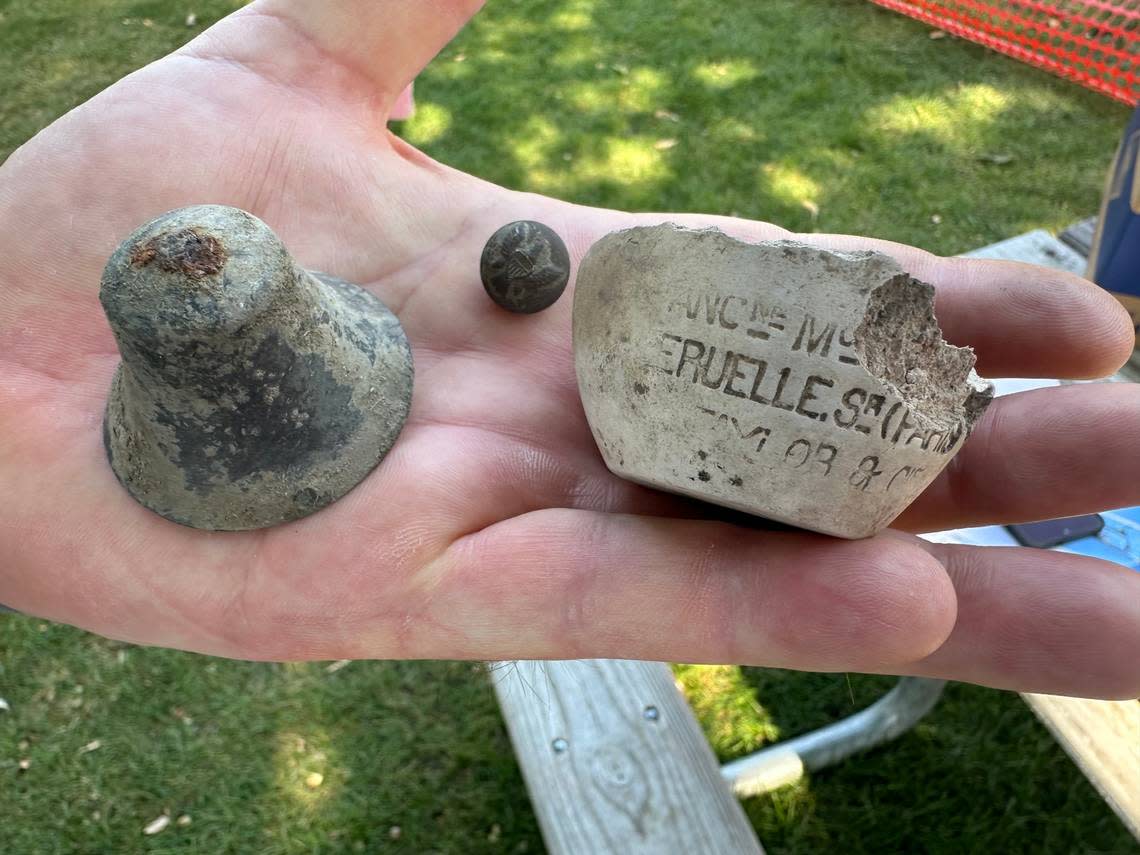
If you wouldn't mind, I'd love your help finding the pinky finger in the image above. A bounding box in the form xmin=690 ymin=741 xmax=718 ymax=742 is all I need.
xmin=903 ymin=541 xmax=1140 ymax=700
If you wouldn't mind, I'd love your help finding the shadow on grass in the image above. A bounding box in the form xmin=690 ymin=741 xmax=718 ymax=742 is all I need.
xmin=0 ymin=615 xmax=540 ymax=854
xmin=726 ymin=668 xmax=1134 ymax=854
xmin=397 ymin=0 xmax=1125 ymax=255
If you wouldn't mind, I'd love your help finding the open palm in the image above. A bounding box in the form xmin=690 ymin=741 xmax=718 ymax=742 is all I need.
xmin=1 ymin=0 xmax=1137 ymax=698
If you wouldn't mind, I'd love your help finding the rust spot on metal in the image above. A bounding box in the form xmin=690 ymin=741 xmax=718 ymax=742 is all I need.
xmin=130 ymin=228 xmax=226 ymax=278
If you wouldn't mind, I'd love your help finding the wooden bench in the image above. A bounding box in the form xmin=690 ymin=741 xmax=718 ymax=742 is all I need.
xmin=493 ymin=659 xmax=764 ymax=854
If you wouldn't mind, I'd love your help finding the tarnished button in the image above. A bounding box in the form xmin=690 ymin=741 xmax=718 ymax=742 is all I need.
xmin=480 ymin=220 xmax=571 ymax=314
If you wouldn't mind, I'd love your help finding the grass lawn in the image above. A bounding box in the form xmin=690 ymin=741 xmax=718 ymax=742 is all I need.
xmin=1 ymin=0 xmax=1135 ymax=853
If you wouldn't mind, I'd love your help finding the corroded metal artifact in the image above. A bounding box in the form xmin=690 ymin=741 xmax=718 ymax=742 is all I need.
xmin=480 ymin=220 xmax=571 ymax=313
xmin=573 ymin=224 xmax=992 ymax=539
xmin=100 ymin=205 xmax=413 ymax=530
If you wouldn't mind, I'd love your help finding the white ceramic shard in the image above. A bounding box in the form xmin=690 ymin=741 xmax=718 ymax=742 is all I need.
xmin=572 ymin=224 xmax=992 ymax=539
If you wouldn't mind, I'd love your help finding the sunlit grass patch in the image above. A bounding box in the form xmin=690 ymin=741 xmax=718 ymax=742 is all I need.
xmin=693 ymin=59 xmax=760 ymax=90
xmin=865 ymin=84 xmax=1010 ymax=147
xmin=674 ymin=664 xmax=780 ymax=757
xmin=572 ymin=136 xmax=673 ymax=185
xmin=400 ymin=101 xmax=453 ymax=146
xmin=760 ymin=162 xmax=823 ymax=213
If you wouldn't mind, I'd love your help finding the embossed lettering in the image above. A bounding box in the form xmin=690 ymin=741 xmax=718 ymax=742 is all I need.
xmin=669 ymin=295 xmax=701 ymax=321
xmin=746 ymin=303 xmax=787 ymax=340
xmin=881 ymin=402 xmax=902 ymax=441
xmin=723 ymin=353 xmax=755 ymax=398
xmin=837 ymin=328 xmax=859 ymax=365
xmin=770 ymin=367 xmax=796 ymax=411
xmin=665 ymin=333 xmax=964 ymax=447
xmin=703 ymin=294 xmax=722 ymax=326
xmin=784 ymin=438 xmax=838 ymax=476
xmin=834 ymin=387 xmax=867 ymax=428
xmin=784 ymin=438 xmax=812 ymax=468
xmin=792 ymin=315 xmax=837 ymax=358
xmin=675 ymin=338 xmax=705 ymax=381
xmin=748 ymin=358 xmax=771 ymax=405
xmin=888 ymin=465 xmax=927 ymax=491
xmin=697 ymin=406 xmax=771 ymax=452
xmin=849 ymin=455 xmax=883 ymax=491
xmin=796 ymin=375 xmax=834 ymax=422
xmin=815 ymin=443 xmax=838 ymax=475
xmin=719 ymin=296 xmax=745 ymax=330
xmin=698 ymin=346 xmax=730 ymax=389
xmin=890 ymin=407 xmax=917 ymax=444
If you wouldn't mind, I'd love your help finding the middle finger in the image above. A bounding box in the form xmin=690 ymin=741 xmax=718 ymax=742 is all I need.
xmin=896 ymin=382 xmax=1140 ymax=532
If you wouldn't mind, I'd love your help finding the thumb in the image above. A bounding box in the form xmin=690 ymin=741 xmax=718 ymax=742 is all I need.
xmin=248 ymin=0 xmax=484 ymax=108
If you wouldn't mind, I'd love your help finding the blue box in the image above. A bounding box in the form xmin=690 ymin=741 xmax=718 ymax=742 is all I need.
xmin=1090 ymin=104 xmax=1140 ymax=345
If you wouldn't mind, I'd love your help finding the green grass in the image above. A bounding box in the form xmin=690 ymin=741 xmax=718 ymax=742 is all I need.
xmin=1 ymin=0 xmax=1136 ymax=852
xmin=1 ymin=620 xmax=540 ymax=854
xmin=678 ymin=666 xmax=1136 ymax=853
xmin=396 ymin=0 xmax=1126 ymax=255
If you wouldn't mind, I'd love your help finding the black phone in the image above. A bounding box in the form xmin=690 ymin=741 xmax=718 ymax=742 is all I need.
xmin=1007 ymin=515 xmax=1105 ymax=549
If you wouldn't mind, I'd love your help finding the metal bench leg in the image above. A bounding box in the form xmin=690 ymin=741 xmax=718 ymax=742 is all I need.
xmin=720 ymin=676 xmax=946 ymax=797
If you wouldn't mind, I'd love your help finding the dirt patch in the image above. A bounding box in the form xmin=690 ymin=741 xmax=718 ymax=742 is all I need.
xmin=129 ymin=228 xmax=226 ymax=279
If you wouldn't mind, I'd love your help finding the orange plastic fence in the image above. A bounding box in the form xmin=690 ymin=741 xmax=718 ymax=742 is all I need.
xmin=869 ymin=0 xmax=1140 ymax=104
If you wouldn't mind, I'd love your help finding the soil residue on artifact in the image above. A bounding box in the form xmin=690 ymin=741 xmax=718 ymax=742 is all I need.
xmin=129 ymin=227 xmax=227 ymax=279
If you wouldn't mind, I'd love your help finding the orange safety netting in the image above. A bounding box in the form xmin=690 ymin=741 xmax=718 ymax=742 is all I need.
xmin=869 ymin=0 xmax=1140 ymax=104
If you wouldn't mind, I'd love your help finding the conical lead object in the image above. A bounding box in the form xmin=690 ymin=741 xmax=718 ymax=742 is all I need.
xmin=100 ymin=205 xmax=413 ymax=530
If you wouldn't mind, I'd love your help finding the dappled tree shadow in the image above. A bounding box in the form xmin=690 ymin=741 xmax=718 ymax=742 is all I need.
xmin=0 ymin=616 xmax=540 ymax=853
xmin=396 ymin=0 xmax=1126 ymax=255
xmin=733 ymin=668 xmax=1133 ymax=853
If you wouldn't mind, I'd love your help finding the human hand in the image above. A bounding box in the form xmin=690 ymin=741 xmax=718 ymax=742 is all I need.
xmin=1 ymin=0 xmax=1137 ymax=699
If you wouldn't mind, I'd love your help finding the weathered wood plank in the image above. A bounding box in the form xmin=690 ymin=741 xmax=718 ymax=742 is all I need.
xmin=961 ymin=228 xmax=1088 ymax=275
xmin=1022 ymin=694 xmax=1140 ymax=840
xmin=492 ymin=659 xmax=763 ymax=855
xmin=1059 ymin=216 xmax=1098 ymax=258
